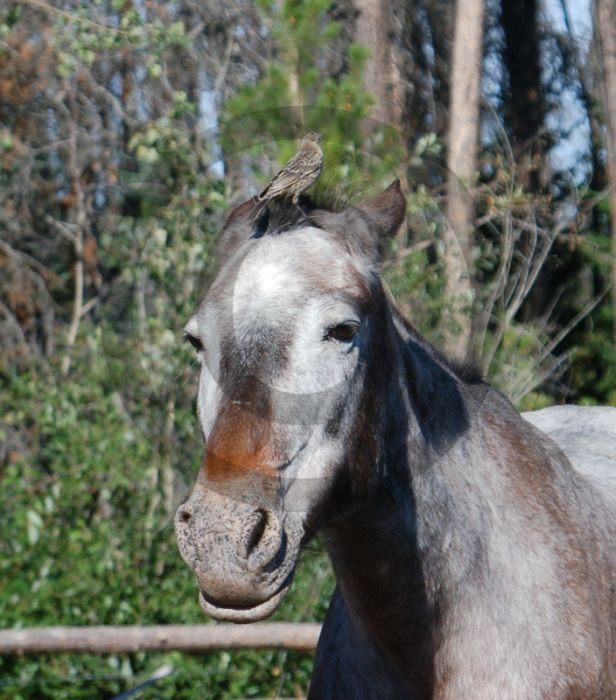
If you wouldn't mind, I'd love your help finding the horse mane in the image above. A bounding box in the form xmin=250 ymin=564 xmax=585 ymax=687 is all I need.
xmin=251 ymin=192 xmax=347 ymax=239
xmin=445 ymin=356 xmax=485 ymax=385
xmin=251 ymin=200 xmax=310 ymax=238
xmin=416 ymin=340 xmax=485 ymax=387
xmin=391 ymin=303 xmax=484 ymax=387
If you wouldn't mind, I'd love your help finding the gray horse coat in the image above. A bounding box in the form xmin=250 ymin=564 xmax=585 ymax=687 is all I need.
xmin=176 ymin=182 xmax=616 ymax=699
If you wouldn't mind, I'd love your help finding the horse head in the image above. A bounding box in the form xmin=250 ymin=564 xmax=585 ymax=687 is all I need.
xmin=175 ymin=181 xmax=406 ymax=622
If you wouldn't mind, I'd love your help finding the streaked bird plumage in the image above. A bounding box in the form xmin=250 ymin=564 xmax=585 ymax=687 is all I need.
xmin=258 ymin=132 xmax=323 ymax=206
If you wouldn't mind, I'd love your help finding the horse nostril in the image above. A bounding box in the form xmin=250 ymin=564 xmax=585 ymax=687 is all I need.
xmin=242 ymin=509 xmax=268 ymax=559
xmin=177 ymin=506 xmax=193 ymax=524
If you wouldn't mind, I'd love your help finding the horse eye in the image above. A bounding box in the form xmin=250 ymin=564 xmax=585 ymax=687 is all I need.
xmin=184 ymin=332 xmax=204 ymax=352
xmin=326 ymin=322 xmax=359 ymax=343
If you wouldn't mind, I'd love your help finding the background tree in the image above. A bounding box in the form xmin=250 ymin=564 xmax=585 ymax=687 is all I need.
xmin=352 ymin=0 xmax=405 ymax=133
xmin=501 ymin=0 xmax=544 ymax=189
xmin=444 ymin=0 xmax=485 ymax=356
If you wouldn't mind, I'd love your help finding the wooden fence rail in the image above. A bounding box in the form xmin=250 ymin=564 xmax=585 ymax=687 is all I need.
xmin=0 ymin=623 xmax=322 ymax=654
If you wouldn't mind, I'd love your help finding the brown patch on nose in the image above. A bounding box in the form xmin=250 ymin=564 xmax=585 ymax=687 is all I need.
xmin=203 ymin=402 xmax=279 ymax=486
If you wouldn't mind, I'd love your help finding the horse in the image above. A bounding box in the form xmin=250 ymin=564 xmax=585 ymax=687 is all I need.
xmin=175 ymin=180 xmax=616 ymax=699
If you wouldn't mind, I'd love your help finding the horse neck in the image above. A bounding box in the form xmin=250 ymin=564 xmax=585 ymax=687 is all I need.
xmin=322 ymin=307 xmax=594 ymax=681
xmin=321 ymin=310 xmax=489 ymax=678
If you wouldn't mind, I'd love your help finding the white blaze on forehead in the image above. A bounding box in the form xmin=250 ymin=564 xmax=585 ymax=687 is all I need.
xmin=235 ymin=259 xmax=294 ymax=303
xmin=232 ymin=227 xmax=364 ymax=306
xmin=256 ymin=261 xmax=291 ymax=295
xmin=232 ymin=255 xmax=295 ymax=344
xmin=231 ymin=227 xmax=349 ymax=331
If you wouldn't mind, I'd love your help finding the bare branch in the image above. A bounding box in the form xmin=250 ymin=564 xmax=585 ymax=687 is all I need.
xmin=0 ymin=624 xmax=321 ymax=654
xmin=44 ymin=215 xmax=78 ymax=245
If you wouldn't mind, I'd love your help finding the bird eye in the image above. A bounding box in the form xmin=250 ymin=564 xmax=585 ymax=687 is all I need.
xmin=326 ymin=322 xmax=359 ymax=343
xmin=183 ymin=332 xmax=204 ymax=352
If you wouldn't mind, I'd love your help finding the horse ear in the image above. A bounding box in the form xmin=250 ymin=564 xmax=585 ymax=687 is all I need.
xmin=356 ymin=179 xmax=406 ymax=258
xmin=217 ymin=196 xmax=259 ymax=260
xmin=222 ymin=196 xmax=259 ymax=228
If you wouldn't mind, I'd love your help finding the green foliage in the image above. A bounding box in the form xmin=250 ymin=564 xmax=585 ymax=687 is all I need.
xmin=570 ymin=307 xmax=616 ymax=406
xmin=565 ymin=233 xmax=616 ymax=406
xmin=50 ymin=5 xmax=191 ymax=78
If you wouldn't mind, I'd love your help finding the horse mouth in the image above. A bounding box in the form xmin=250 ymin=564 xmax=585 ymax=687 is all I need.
xmin=198 ymin=576 xmax=294 ymax=623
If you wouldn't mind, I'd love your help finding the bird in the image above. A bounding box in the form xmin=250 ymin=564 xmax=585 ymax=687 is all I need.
xmin=257 ymin=132 xmax=323 ymax=207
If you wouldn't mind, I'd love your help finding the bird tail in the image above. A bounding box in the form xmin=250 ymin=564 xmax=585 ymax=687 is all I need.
xmin=250 ymin=197 xmax=269 ymax=222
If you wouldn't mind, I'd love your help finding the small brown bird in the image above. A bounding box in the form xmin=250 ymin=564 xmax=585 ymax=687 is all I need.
xmin=258 ymin=132 xmax=323 ymax=206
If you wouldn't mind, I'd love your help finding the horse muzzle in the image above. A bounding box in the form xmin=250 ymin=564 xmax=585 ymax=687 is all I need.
xmin=175 ymin=483 xmax=303 ymax=622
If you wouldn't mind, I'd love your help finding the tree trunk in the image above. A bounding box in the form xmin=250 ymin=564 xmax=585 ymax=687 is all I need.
xmin=595 ymin=0 xmax=616 ymax=340
xmin=353 ymin=0 xmax=404 ymax=132
xmin=558 ymin=0 xmax=607 ymax=207
xmin=444 ymin=0 xmax=485 ymax=358
xmin=353 ymin=0 xmax=408 ymax=244
xmin=501 ymin=0 xmax=543 ymax=190
xmin=425 ymin=0 xmax=455 ymax=139
xmin=501 ymin=0 xmax=552 ymax=325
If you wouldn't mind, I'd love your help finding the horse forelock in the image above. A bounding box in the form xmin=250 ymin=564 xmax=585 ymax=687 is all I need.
xmin=217 ymin=193 xmax=388 ymax=277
